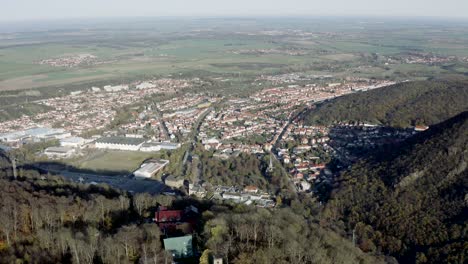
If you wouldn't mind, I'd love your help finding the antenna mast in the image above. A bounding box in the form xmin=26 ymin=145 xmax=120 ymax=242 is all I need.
xmin=11 ymin=157 xmax=17 ymax=179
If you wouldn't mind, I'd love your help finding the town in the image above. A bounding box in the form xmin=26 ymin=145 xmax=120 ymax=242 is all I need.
xmin=1 ymin=10 xmax=466 ymax=264
xmin=0 ymin=74 xmax=430 ymax=263
xmin=0 ymin=74 xmax=412 ymax=196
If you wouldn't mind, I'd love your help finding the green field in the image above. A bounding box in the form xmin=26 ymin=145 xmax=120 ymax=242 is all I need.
xmin=1 ymin=17 xmax=468 ymax=92
xmin=65 ymin=149 xmax=159 ymax=174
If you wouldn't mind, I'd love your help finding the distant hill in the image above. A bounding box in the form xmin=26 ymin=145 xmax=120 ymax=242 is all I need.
xmin=304 ymin=80 xmax=468 ymax=127
xmin=324 ymin=111 xmax=468 ymax=263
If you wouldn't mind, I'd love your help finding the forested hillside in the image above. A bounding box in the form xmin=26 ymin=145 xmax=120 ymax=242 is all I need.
xmin=0 ymin=154 xmax=174 ymax=264
xmin=324 ymin=111 xmax=468 ymax=263
xmin=304 ymin=80 xmax=468 ymax=127
xmin=200 ymin=202 xmax=391 ymax=264
xmin=0 ymin=152 xmax=390 ymax=264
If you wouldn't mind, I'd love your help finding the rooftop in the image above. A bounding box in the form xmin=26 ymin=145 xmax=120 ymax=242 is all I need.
xmin=95 ymin=136 xmax=145 ymax=146
xmin=163 ymin=235 xmax=193 ymax=258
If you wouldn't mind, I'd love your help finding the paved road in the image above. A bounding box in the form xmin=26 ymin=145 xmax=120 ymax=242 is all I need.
xmin=184 ymin=106 xmax=213 ymax=183
xmin=273 ymin=105 xmax=311 ymax=146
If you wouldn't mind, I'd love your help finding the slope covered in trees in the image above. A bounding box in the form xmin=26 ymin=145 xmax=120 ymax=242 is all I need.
xmin=0 ymin=151 xmax=390 ymax=264
xmin=200 ymin=203 xmax=391 ymax=264
xmin=323 ymin=111 xmax=468 ymax=263
xmin=304 ymin=80 xmax=468 ymax=127
xmin=0 ymin=154 xmax=174 ymax=264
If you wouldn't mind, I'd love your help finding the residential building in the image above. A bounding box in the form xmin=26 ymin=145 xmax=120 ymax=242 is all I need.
xmin=244 ymin=185 xmax=259 ymax=193
xmin=415 ymin=125 xmax=429 ymax=131
xmin=222 ymin=192 xmax=242 ymax=201
xmin=188 ymin=183 xmax=207 ymax=198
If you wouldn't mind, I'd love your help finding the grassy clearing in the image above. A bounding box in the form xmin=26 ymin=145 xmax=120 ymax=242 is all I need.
xmin=66 ymin=149 xmax=159 ymax=173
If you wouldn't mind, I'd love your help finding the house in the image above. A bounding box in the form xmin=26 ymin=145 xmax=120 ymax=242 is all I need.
xmin=263 ymin=143 xmax=272 ymax=152
xmin=155 ymin=206 xmax=199 ymax=235
xmin=163 ymin=235 xmax=193 ymax=259
xmin=293 ymin=172 xmax=304 ymax=181
xmin=189 ymin=183 xmax=207 ymax=198
xmin=299 ymin=180 xmax=311 ymax=192
xmin=311 ymin=163 xmax=326 ymax=170
xmin=296 ymin=165 xmax=309 ymax=172
xmin=222 ymin=192 xmax=242 ymax=201
xmin=293 ymin=145 xmax=311 ymax=154
xmin=415 ymin=125 xmax=429 ymax=132
xmin=155 ymin=208 xmax=183 ymax=223
xmin=244 ymin=185 xmax=258 ymax=193
xmin=249 ymin=194 xmax=263 ymax=201
xmin=203 ymin=138 xmax=221 ymax=150
xmin=155 ymin=207 xmax=184 ymax=234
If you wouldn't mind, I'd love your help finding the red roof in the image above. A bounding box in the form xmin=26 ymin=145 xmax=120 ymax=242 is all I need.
xmin=312 ymin=164 xmax=326 ymax=169
xmin=155 ymin=210 xmax=183 ymax=223
xmin=244 ymin=185 xmax=258 ymax=192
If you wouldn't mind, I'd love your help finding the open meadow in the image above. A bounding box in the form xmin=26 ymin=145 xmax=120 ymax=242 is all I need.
xmin=64 ymin=149 xmax=159 ymax=175
xmin=1 ymin=18 xmax=468 ymax=92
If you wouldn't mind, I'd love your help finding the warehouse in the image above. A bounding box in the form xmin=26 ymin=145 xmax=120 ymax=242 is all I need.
xmin=133 ymin=159 xmax=169 ymax=179
xmin=95 ymin=136 xmax=145 ymax=151
xmin=44 ymin=146 xmax=76 ymax=159
xmin=0 ymin=127 xmax=69 ymax=143
xmin=158 ymin=142 xmax=181 ymax=150
xmin=140 ymin=142 xmax=181 ymax=152
xmin=60 ymin=137 xmax=86 ymax=148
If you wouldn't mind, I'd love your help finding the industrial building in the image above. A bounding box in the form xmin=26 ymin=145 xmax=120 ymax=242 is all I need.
xmin=60 ymin=137 xmax=86 ymax=148
xmin=103 ymin=85 xmax=129 ymax=92
xmin=44 ymin=146 xmax=76 ymax=159
xmin=95 ymin=136 xmax=145 ymax=151
xmin=133 ymin=159 xmax=169 ymax=179
xmin=0 ymin=127 xmax=70 ymax=143
xmin=158 ymin=142 xmax=181 ymax=150
xmin=140 ymin=142 xmax=162 ymax=152
xmin=140 ymin=142 xmax=181 ymax=152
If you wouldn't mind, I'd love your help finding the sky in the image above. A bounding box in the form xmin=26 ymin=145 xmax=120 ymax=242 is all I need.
xmin=1 ymin=0 xmax=468 ymax=22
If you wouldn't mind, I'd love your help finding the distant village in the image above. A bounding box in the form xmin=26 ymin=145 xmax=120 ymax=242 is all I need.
xmin=37 ymin=53 xmax=100 ymax=67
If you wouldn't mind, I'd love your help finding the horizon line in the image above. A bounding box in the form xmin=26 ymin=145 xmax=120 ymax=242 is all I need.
xmin=2 ymin=13 xmax=468 ymax=24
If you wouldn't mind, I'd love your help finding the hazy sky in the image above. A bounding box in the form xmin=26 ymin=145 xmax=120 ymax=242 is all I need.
xmin=1 ymin=0 xmax=467 ymax=21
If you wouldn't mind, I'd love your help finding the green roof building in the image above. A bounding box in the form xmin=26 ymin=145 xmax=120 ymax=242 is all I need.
xmin=163 ymin=235 xmax=193 ymax=259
